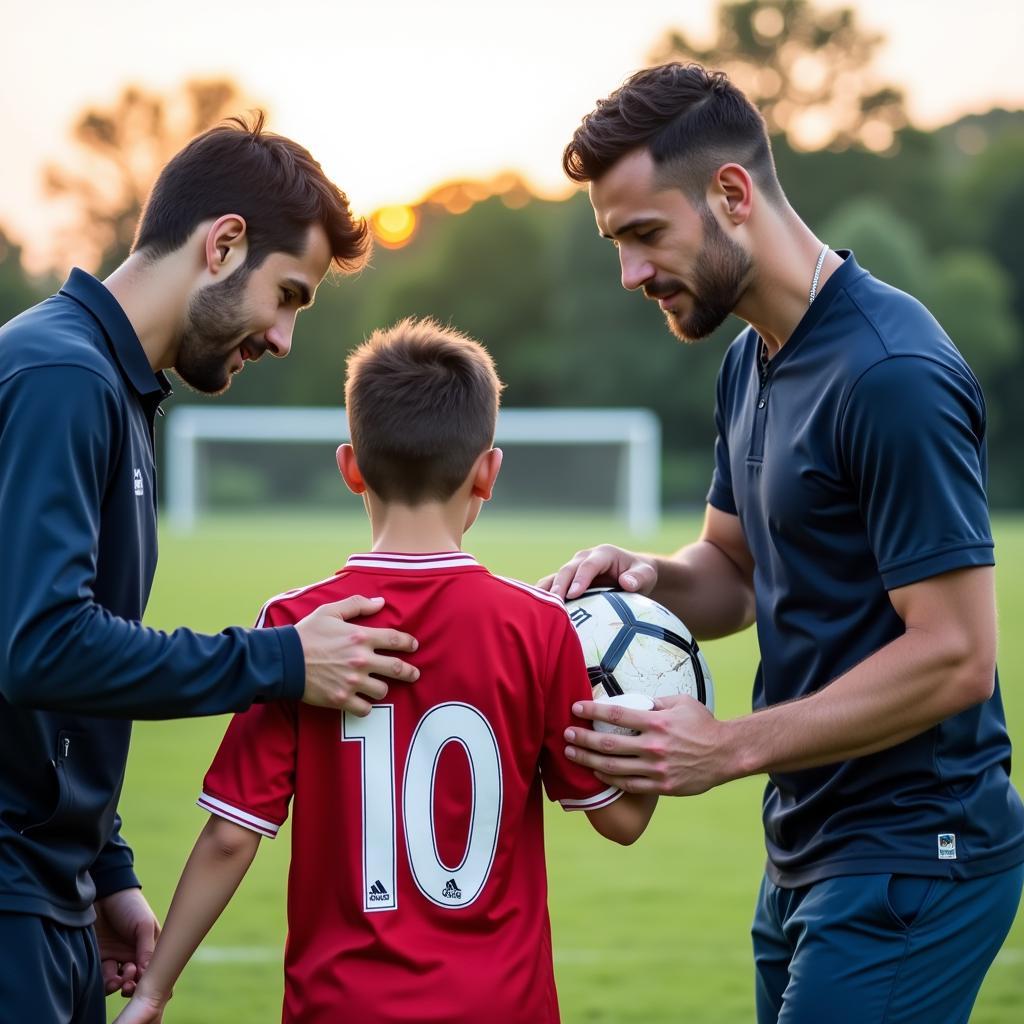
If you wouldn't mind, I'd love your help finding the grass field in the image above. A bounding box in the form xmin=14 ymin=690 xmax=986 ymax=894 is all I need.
xmin=110 ymin=512 xmax=1024 ymax=1022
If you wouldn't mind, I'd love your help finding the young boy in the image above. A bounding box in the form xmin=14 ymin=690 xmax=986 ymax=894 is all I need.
xmin=115 ymin=318 xmax=657 ymax=1024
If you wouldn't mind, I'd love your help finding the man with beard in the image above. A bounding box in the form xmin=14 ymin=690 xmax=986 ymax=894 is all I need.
xmin=540 ymin=64 xmax=1024 ymax=1023
xmin=0 ymin=115 xmax=420 ymax=1024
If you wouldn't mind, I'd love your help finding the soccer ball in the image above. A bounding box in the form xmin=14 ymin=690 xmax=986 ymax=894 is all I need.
xmin=565 ymin=589 xmax=714 ymax=713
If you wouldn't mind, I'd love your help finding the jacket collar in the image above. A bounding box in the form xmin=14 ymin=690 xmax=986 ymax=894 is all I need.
xmin=59 ymin=268 xmax=172 ymax=402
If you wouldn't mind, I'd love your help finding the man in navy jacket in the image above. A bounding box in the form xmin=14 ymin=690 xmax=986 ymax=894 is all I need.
xmin=0 ymin=115 xmax=420 ymax=1023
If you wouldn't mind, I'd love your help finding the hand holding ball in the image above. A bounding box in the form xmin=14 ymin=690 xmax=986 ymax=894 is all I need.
xmin=593 ymin=692 xmax=655 ymax=735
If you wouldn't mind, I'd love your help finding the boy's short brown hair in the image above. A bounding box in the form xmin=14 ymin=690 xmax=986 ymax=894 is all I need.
xmin=345 ymin=318 xmax=504 ymax=504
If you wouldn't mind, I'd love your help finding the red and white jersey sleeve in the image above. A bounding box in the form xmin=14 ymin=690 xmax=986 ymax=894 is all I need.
xmin=538 ymin=609 xmax=621 ymax=812
xmin=197 ymin=603 xmax=299 ymax=838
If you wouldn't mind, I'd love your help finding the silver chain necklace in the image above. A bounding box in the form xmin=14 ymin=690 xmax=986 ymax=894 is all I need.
xmin=809 ymin=243 xmax=829 ymax=304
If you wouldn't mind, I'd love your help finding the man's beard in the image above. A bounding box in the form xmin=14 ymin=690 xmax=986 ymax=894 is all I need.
xmin=175 ymin=268 xmax=255 ymax=395
xmin=658 ymin=208 xmax=753 ymax=343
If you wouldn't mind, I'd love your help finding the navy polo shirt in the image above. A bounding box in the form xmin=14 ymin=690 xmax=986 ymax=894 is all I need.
xmin=708 ymin=252 xmax=1024 ymax=886
xmin=0 ymin=269 xmax=304 ymax=924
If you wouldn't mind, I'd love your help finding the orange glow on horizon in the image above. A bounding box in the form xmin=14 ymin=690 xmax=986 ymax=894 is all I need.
xmin=2 ymin=0 xmax=1021 ymax=274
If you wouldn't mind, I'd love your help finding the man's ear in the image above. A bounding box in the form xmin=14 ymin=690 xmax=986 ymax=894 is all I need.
xmin=710 ymin=163 xmax=754 ymax=225
xmin=471 ymin=448 xmax=503 ymax=500
xmin=337 ymin=443 xmax=366 ymax=495
xmin=203 ymin=215 xmax=249 ymax=276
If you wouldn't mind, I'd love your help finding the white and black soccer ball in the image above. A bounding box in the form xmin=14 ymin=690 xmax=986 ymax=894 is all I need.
xmin=565 ymin=589 xmax=714 ymax=713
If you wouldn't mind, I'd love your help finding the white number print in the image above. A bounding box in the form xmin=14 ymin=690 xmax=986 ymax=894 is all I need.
xmin=342 ymin=705 xmax=398 ymax=911
xmin=342 ymin=701 xmax=503 ymax=913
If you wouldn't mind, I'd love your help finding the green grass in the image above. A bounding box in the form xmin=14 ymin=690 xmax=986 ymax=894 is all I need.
xmin=110 ymin=513 xmax=1024 ymax=1022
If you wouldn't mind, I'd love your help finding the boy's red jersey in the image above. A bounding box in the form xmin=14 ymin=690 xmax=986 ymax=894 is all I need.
xmin=199 ymin=552 xmax=619 ymax=1024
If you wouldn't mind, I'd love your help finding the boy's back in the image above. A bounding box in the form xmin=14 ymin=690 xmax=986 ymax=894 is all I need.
xmin=113 ymin=320 xmax=654 ymax=1024
xmin=200 ymin=551 xmax=620 ymax=1024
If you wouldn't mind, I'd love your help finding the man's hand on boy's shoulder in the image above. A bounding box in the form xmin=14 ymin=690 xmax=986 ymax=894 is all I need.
xmin=295 ymin=595 xmax=420 ymax=716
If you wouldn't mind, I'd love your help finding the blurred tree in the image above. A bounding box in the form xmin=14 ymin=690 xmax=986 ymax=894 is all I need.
xmin=930 ymin=251 xmax=1020 ymax=385
xmin=0 ymin=227 xmax=50 ymax=323
xmin=818 ymin=197 xmax=931 ymax=298
xmin=777 ymin=129 xmax=953 ymax=249
xmin=356 ymin=196 xmax=555 ymax=388
xmin=652 ymin=0 xmax=907 ymax=152
xmin=45 ymin=79 xmax=251 ymax=275
xmin=946 ymin=126 xmax=1024 ymax=328
xmin=947 ymin=128 xmax=1024 ymax=245
xmin=989 ymin=179 xmax=1024 ymax=323
xmin=976 ymin=179 xmax=1024 ymax=506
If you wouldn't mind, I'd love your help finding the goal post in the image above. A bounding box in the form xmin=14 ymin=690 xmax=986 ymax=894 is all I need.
xmin=164 ymin=406 xmax=661 ymax=535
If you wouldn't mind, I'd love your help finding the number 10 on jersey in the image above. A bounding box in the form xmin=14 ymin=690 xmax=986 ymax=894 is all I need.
xmin=342 ymin=701 xmax=504 ymax=912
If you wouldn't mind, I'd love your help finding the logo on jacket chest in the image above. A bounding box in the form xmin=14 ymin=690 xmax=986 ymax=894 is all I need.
xmin=133 ymin=468 xmax=144 ymax=497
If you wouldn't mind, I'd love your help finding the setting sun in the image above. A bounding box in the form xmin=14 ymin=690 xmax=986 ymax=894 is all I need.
xmin=371 ymin=205 xmax=418 ymax=249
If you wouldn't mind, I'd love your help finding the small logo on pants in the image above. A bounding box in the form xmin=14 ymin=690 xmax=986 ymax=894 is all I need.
xmin=937 ymin=833 xmax=957 ymax=860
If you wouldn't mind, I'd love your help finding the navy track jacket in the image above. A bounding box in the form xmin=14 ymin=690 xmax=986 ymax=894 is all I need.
xmin=0 ymin=270 xmax=305 ymax=925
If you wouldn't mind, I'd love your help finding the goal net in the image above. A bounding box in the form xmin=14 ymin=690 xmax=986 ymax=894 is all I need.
xmin=163 ymin=406 xmax=660 ymax=534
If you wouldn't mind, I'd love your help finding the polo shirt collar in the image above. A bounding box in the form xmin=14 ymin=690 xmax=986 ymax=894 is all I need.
xmin=789 ymin=249 xmax=865 ymax=345
xmin=760 ymin=250 xmax=868 ymax=374
xmin=60 ymin=268 xmax=172 ymax=402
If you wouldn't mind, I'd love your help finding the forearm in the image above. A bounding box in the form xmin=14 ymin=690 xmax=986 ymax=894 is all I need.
xmin=649 ymin=540 xmax=755 ymax=641
xmin=586 ymin=792 xmax=658 ymax=845
xmin=2 ymin=606 xmax=303 ymax=719
xmin=134 ymin=819 xmax=260 ymax=1004
xmin=569 ymin=569 xmax=996 ymax=797
xmin=726 ymin=626 xmax=994 ymax=778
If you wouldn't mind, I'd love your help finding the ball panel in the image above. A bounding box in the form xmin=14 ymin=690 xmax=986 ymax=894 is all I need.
xmin=565 ymin=589 xmax=714 ymax=714
xmin=587 ymin=665 xmax=624 ymax=699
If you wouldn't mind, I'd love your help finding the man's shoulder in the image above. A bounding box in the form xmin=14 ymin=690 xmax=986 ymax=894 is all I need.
xmin=838 ymin=270 xmax=960 ymax=365
xmin=0 ymin=293 xmax=118 ymax=389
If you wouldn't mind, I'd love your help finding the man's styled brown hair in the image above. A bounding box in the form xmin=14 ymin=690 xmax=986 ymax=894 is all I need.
xmin=345 ymin=318 xmax=504 ymax=504
xmin=133 ymin=112 xmax=370 ymax=272
xmin=563 ymin=62 xmax=784 ymax=205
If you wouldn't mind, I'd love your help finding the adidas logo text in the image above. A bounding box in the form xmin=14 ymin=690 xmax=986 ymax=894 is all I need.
xmin=368 ymin=879 xmax=391 ymax=902
xmin=442 ymin=878 xmax=462 ymax=901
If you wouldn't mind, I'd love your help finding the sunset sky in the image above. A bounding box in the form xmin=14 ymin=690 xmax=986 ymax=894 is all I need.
xmin=2 ymin=0 xmax=1022 ymax=271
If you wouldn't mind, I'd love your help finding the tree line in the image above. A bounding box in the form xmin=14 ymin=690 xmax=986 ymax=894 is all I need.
xmin=1 ymin=1 xmax=1021 ymax=506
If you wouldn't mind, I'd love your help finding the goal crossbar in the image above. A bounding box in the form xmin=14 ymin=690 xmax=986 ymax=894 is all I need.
xmin=164 ymin=406 xmax=660 ymax=534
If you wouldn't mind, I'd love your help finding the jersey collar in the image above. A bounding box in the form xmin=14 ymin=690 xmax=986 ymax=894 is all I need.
xmin=344 ymin=552 xmax=480 ymax=571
